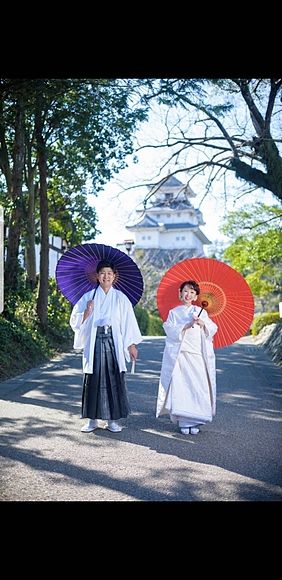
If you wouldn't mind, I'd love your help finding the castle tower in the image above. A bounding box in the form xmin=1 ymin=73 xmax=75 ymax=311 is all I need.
xmin=126 ymin=174 xmax=210 ymax=253
xmin=125 ymin=174 xmax=211 ymax=313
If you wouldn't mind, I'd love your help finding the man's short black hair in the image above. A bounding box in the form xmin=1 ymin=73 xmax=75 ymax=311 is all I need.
xmin=96 ymin=259 xmax=117 ymax=274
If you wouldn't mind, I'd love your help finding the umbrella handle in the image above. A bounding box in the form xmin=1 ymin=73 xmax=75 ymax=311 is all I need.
xmin=92 ymin=285 xmax=98 ymax=300
xmin=198 ymin=301 xmax=209 ymax=317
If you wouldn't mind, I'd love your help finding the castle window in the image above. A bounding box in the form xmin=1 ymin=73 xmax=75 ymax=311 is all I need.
xmin=181 ymin=236 xmax=185 ymax=240
xmin=176 ymin=236 xmax=179 ymax=241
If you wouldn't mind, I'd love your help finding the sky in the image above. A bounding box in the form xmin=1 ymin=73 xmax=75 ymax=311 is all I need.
xmin=87 ymin=102 xmax=277 ymax=253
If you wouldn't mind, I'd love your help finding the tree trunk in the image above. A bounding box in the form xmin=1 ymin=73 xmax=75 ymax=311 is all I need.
xmin=36 ymin=146 xmax=49 ymax=328
xmin=4 ymin=96 xmax=25 ymax=290
xmin=35 ymin=86 xmax=49 ymax=329
xmin=25 ymin=178 xmax=37 ymax=290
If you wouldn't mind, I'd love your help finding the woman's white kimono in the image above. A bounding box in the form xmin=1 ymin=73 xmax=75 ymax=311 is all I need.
xmin=69 ymin=286 xmax=142 ymax=374
xmin=156 ymin=304 xmax=217 ymax=424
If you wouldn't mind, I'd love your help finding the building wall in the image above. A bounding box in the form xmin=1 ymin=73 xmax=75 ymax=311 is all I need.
xmin=135 ymin=230 xmax=160 ymax=248
xmin=135 ymin=229 xmax=203 ymax=251
xmin=149 ymin=208 xmax=198 ymax=226
xmin=34 ymin=235 xmax=63 ymax=278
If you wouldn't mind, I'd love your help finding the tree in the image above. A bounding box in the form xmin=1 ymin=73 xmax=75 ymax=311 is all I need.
xmin=0 ymin=79 xmax=148 ymax=325
xmin=0 ymin=79 xmax=25 ymax=290
xmin=220 ymin=203 xmax=282 ymax=310
xmin=138 ymin=78 xmax=282 ymax=204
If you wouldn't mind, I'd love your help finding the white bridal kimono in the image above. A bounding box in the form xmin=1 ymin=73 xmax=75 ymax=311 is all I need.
xmin=156 ymin=304 xmax=218 ymax=425
xmin=70 ymin=286 xmax=142 ymax=374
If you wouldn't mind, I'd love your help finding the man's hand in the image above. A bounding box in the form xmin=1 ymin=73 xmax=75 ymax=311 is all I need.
xmin=128 ymin=344 xmax=138 ymax=361
xmin=83 ymin=300 xmax=94 ymax=322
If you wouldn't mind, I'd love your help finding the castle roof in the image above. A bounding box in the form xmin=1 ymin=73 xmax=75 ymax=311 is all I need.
xmin=127 ymin=217 xmax=197 ymax=230
xmin=146 ymin=175 xmax=183 ymax=189
xmin=127 ymin=215 xmax=159 ymax=228
xmin=127 ymin=217 xmax=210 ymax=244
xmin=146 ymin=174 xmax=196 ymax=199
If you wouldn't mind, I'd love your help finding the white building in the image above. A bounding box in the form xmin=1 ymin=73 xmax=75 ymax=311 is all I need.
xmin=18 ymin=235 xmax=66 ymax=278
xmin=126 ymin=174 xmax=210 ymax=254
xmin=38 ymin=235 xmax=67 ymax=278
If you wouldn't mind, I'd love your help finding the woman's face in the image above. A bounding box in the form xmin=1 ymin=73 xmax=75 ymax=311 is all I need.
xmin=179 ymin=284 xmax=197 ymax=305
xmin=97 ymin=267 xmax=115 ymax=292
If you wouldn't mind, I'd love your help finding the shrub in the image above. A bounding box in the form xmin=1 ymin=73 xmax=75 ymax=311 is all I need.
xmin=251 ymin=312 xmax=281 ymax=335
xmin=134 ymin=305 xmax=165 ymax=335
xmin=147 ymin=313 xmax=165 ymax=336
xmin=134 ymin=305 xmax=150 ymax=334
xmin=0 ymin=317 xmax=50 ymax=380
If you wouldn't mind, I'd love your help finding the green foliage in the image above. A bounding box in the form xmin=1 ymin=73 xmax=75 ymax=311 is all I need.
xmin=134 ymin=304 xmax=165 ymax=336
xmin=251 ymin=312 xmax=281 ymax=335
xmin=147 ymin=313 xmax=165 ymax=336
xmin=134 ymin=304 xmax=150 ymax=334
xmin=0 ymin=316 xmax=50 ymax=380
xmin=47 ymin=279 xmax=72 ymax=334
xmin=221 ymin=203 xmax=282 ymax=240
xmin=245 ymin=272 xmax=273 ymax=297
xmin=48 ymin=187 xmax=100 ymax=246
xmin=0 ymin=78 xmax=149 ymax=266
xmin=0 ymin=280 xmax=73 ymax=381
xmin=221 ymin=203 xmax=282 ymax=301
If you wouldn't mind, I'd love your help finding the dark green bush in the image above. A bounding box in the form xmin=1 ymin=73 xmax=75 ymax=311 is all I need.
xmin=148 ymin=313 xmax=165 ymax=336
xmin=134 ymin=304 xmax=165 ymax=335
xmin=134 ymin=304 xmax=150 ymax=334
xmin=47 ymin=279 xmax=73 ymax=346
xmin=0 ymin=280 xmax=73 ymax=381
xmin=0 ymin=317 xmax=50 ymax=380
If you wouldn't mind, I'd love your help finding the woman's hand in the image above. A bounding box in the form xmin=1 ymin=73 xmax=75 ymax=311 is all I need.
xmin=128 ymin=344 xmax=138 ymax=361
xmin=192 ymin=313 xmax=205 ymax=328
xmin=182 ymin=320 xmax=195 ymax=331
xmin=83 ymin=300 xmax=94 ymax=322
xmin=183 ymin=314 xmax=205 ymax=331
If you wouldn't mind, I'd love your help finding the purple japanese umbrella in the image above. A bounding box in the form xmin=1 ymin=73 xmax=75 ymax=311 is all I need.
xmin=55 ymin=243 xmax=144 ymax=306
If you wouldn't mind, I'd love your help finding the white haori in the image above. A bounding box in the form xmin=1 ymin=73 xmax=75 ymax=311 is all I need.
xmin=70 ymin=285 xmax=142 ymax=374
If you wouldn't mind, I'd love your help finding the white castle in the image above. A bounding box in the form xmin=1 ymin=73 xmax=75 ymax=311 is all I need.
xmin=126 ymin=174 xmax=210 ymax=255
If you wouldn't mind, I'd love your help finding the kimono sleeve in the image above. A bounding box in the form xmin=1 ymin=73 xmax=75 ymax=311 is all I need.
xmin=163 ymin=309 xmax=184 ymax=343
xmin=119 ymin=295 xmax=142 ymax=362
xmin=69 ymin=292 xmax=92 ymax=350
xmin=201 ymin=310 xmax=218 ymax=340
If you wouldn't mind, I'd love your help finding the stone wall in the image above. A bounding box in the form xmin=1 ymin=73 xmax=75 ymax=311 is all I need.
xmin=253 ymin=323 xmax=282 ymax=366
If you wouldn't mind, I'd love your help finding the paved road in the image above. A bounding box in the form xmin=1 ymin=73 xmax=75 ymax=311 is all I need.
xmin=0 ymin=336 xmax=281 ymax=501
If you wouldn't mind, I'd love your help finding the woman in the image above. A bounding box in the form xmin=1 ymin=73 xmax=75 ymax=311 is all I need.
xmin=156 ymin=280 xmax=217 ymax=435
xmin=70 ymin=259 xmax=142 ymax=433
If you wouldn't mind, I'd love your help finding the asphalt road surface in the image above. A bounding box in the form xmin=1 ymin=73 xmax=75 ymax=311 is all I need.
xmin=0 ymin=336 xmax=281 ymax=501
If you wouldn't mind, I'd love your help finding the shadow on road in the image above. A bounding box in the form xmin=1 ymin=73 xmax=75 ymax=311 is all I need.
xmin=0 ymin=339 xmax=281 ymax=501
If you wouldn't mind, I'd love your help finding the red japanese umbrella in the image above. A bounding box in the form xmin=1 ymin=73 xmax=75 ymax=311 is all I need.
xmin=56 ymin=243 xmax=143 ymax=306
xmin=157 ymin=257 xmax=254 ymax=349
